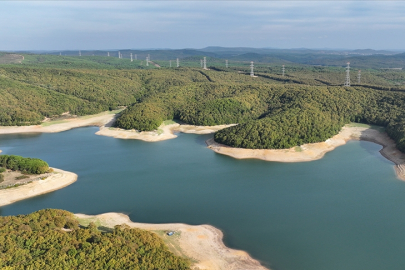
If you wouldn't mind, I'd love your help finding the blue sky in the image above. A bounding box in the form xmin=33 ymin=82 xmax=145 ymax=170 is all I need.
xmin=1 ymin=1 xmax=405 ymax=51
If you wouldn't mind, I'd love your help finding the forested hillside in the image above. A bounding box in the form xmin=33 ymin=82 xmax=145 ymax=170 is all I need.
xmin=15 ymin=47 xmax=405 ymax=69
xmin=0 ymin=209 xmax=190 ymax=269
xmin=0 ymin=66 xmax=145 ymax=125
xmin=1 ymin=56 xmax=405 ymax=152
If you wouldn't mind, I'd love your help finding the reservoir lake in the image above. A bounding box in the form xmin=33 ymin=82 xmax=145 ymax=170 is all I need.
xmin=1 ymin=127 xmax=405 ymax=270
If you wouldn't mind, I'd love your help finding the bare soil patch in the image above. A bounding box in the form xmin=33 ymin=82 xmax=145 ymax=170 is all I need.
xmin=0 ymin=169 xmax=52 ymax=188
xmin=0 ymin=53 xmax=24 ymax=64
xmin=0 ymin=168 xmax=77 ymax=207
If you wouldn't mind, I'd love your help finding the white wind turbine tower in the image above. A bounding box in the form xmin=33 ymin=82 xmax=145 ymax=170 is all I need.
xmin=130 ymin=53 xmax=133 ymax=62
xmin=176 ymin=58 xmax=179 ymax=67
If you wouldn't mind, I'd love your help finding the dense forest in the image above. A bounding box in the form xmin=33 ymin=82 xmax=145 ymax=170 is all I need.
xmin=1 ymin=53 xmax=405 ymax=152
xmin=0 ymin=209 xmax=190 ymax=270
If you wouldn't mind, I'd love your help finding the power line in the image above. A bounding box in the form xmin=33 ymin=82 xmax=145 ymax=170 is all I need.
xmin=344 ymin=62 xmax=351 ymax=87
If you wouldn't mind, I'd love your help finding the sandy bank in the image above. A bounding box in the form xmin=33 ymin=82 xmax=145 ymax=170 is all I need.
xmin=75 ymin=212 xmax=268 ymax=270
xmin=0 ymin=111 xmax=117 ymax=135
xmin=97 ymin=122 xmax=236 ymax=142
xmin=206 ymin=125 xmax=405 ymax=181
xmin=0 ymin=168 xmax=77 ymax=207
xmin=0 ymin=110 xmax=234 ymax=142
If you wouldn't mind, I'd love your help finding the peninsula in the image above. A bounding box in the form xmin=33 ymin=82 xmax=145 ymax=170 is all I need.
xmin=0 ymin=168 xmax=77 ymax=207
xmin=75 ymin=212 xmax=268 ymax=270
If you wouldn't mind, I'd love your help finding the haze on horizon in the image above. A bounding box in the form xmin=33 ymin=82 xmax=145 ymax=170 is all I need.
xmin=1 ymin=1 xmax=405 ymax=51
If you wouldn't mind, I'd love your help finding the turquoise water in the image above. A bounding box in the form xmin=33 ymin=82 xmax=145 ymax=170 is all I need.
xmin=1 ymin=127 xmax=405 ymax=270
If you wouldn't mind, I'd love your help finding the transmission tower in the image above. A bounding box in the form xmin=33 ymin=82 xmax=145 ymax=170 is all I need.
xmin=107 ymin=52 xmax=110 ymax=57
xmin=203 ymin=57 xmax=207 ymax=69
xmin=226 ymin=60 xmax=228 ymax=68
xmin=146 ymin=56 xmax=149 ymax=66
xmin=118 ymin=51 xmax=121 ymax=58
xmin=250 ymin=61 xmax=254 ymax=77
xmin=130 ymin=53 xmax=133 ymax=62
xmin=282 ymin=65 xmax=285 ymax=77
xmin=357 ymin=70 xmax=361 ymax=84
xmin=176 ymin=58 xmax=179 ymax=67
xmin=344 ymin=62 xmax=351 ymax=87
xmin=79 ymin=50 xmax=81 ymax=56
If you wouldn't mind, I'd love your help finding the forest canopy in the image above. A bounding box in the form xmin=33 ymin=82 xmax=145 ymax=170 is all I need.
xmin=0 ymin=209 xmax=190 ymax=270
xmin=0 ymin=155 xmax=50 ymax=174
xmin=1 ymin=60 xmax=405 ymax=152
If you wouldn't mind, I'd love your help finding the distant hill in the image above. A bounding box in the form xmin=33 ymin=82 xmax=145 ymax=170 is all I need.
xmin=41 ymin=49 xmax=217 ymax=61
xmin=3 ymin=46 xmax=405 ymax=69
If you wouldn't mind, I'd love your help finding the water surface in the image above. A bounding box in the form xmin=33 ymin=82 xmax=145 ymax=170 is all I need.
xmin=1 ymin=127 xmax=405 ymax=270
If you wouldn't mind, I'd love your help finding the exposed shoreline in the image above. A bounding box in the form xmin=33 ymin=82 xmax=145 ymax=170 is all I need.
xmin=0 ymin=110 xmax=234 ymax=142
xmin=206 ymin=125 xmax=405 ymax=181
xmin=75 ymin=212 xmax=268 ymax=270
xmin=0 ymin=111 xmax=117 ymax=135
xmin=0 ymin=168 xmax=78 ymax=207
xmin=96 ymin=122 xmax=236 ymax=141
xmin=0 ymin=111 xmax=403 ymax=179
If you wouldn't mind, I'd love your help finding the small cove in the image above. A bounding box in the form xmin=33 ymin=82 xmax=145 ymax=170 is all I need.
xmin=1 ymin=127 xmax=405 ymax=270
